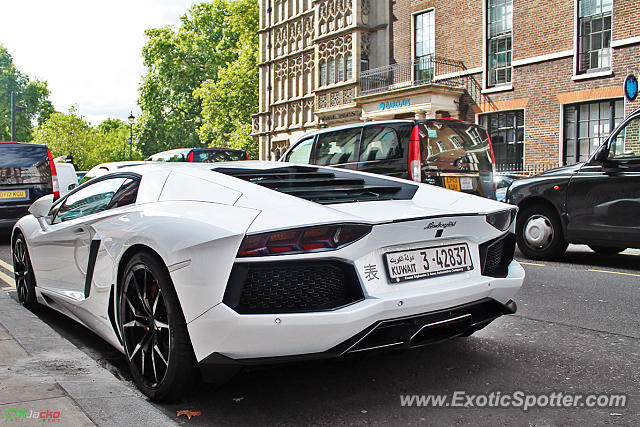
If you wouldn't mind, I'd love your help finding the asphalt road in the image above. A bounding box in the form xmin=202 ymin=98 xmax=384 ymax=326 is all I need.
xmin=0 ymin=228 xmax=638 ymax=425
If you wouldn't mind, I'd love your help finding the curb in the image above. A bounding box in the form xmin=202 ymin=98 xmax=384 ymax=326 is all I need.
xmin=0 ymin=289 xmax=177 ymax=426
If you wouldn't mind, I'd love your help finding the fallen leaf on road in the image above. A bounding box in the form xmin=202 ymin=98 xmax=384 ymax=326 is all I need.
xmin=177 ymin=410 xmax=202 ymax=420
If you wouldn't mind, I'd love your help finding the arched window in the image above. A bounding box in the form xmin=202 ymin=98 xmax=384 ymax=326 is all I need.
xmin=319 ymin=60 xmax=327 ymax=86
xmin=328 ymin=57 xmax=335 ymax=84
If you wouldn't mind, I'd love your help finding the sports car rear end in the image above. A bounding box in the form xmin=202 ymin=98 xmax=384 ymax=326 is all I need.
xmin=184 ymin=164 xmax=524 ymax=374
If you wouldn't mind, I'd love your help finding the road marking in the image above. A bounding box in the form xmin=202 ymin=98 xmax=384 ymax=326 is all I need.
xmin=0 ymin=259 xmax=12 ymax=272
xmin=517 ymin=260 xmax=546 ymax=267
xmin=0 ymin=270 xmax=15 ymax=288
xmin=588 ymin=268 xmax=640 ymax=278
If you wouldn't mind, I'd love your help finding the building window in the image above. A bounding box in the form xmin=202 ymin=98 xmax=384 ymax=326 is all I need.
xmin=414 ymin=10 xmax=435 ymax=83
xmin=487 ymin=0 xmax=512 ymax=87
xmin=319 ymin=60 xmax=327 ymax=86
xmin=564 ymin=99 xmax=623 ymax=164
xmin=481 ymin=110 xmax=524 ymax=172
xmin=577 ymin=0 xmax=612 ymax=74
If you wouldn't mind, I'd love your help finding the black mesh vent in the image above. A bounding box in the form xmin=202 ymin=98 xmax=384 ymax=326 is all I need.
xmin=212 ymin=165 xmax=417 ymax=204
xmin=479 ymin=233 xmax=516 ymax=278
xmin=223 ymin=261 xmax=364 ymax=314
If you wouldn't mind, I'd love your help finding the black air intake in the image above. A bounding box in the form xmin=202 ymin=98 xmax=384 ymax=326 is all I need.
xmin=223 ymin=261 xmax=364 ymax=314
xmin=479 ymin=233 xmax=516 ymax=278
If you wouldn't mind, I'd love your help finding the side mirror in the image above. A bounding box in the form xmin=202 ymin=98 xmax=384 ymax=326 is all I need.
xmin=28 ymin=194 xmax=54 ymax=219
xmin=593 ymin=144 xmax=610 ymax=164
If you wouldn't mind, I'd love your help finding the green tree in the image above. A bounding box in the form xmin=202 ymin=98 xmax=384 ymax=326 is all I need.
xmin=32 ymin=108 xmax=95 ymax=169
xmin=0 ymin=44 xmax=54 ymax=141
xmin=137 ymin=0 xmax=259 ymax=157
xmin=33 ymin=111 xmax=143 ymax=170
xmin=195 ymin=0 xmax=259 ymax=158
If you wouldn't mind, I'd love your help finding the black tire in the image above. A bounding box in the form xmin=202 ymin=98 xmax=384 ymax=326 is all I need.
xmin=516 ymin=204 xmax=567 ymax=260
xmin=589 ymin=246 xmax=626 ymax=255
xmin=12 ymin=233 xmax=38 ymax=310
xmin=118 ymin=251 xmax=200 ymax=401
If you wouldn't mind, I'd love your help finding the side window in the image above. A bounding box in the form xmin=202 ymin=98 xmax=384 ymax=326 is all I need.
xmin=285 ymin=138 xmax=314 ymax=163
xmin=53 ymin=178 xmax=131 ymax=223
xmin=609 ymin=115 xmax=640 ymax=160
xmin=360 ymin=126 xmax=403 ymax=161
xmin=315 ymin=128 xmax=361 ymax=165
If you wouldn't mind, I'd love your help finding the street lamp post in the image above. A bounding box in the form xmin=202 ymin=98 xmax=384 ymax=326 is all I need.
xmin=10 ymin=91 xmax=27 ymax=142
xmin=128 ymin=112 xmax=135 ymax=160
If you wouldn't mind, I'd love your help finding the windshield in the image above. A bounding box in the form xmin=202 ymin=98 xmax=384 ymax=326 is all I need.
xmin=196 ymin=150 xmax=247 ymax=162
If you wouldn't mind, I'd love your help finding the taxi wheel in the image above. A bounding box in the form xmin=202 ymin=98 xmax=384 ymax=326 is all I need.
xmin=516 ymin=204 xmax=567 ymax=260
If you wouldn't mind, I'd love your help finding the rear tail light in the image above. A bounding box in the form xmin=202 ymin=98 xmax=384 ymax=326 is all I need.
xmin=408 ymin=124 xmax=421 ymax=182
xmin=187 ymin=151 xmax=194 ymax=162
xmin=237 ymin=224 xmax=372 ymax=257
xmin=246 ymin=152 xmax=250 ymax=160
xmin=46 ymin=148 xmax=60 ymax=200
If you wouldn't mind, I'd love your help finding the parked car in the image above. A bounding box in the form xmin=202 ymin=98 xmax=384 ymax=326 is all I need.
xmin=80 ymin=161 xmax=146 ymax=184
xmin=494 ymin=175 xmax=520 ymax=202
xmin=12 ymin=161 xmax=523 ymax=400
xmin=54 ymin=162 xmax=78 ymax=197
xmin=146 ymin=147 xmax=249 ymax=162
xmin=0 ymin=142 xmax=58 ymax=229
xmin=280 ymin=119 xmax=497 ymax=199
xmin=507 ymin=107 xmax=640 ymax=260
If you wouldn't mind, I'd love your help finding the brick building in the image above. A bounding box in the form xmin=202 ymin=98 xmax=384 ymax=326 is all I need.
xmin=253 ymin=0 xmax=640 ymax=172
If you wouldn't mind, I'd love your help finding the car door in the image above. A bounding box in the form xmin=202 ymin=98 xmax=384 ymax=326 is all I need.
xmin=357 ymin=124 xmax=410 ymax=178
xmin=30 ymin=176 xmax=138 ymax=299
xmin=566 ymin=111 xmax=640 ymax=246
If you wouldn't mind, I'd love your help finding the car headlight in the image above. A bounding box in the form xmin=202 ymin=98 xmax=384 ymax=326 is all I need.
xmin=486 ymin=209 xmax=516 ymax=231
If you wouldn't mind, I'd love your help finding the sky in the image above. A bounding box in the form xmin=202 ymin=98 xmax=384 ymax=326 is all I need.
xmin=0 ymin=0 xmax=201 ymax=124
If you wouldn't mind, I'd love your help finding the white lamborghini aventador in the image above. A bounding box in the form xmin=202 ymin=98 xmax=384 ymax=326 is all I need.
xmin=11 ymin=161 xmax=524 ymax=400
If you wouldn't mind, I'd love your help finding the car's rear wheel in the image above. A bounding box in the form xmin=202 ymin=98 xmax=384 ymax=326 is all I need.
xmin=516 ymin=204 xmax=567 ymax=260
xmin=118 ymin=251 xmax=199 ymax=401
xmin=12 ymin=233 xmax=38 ymax=309
xmin=589 ymin=246 xmax=626 ymax=255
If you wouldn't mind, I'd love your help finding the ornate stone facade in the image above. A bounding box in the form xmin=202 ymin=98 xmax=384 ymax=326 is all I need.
xmin=253 ymin=0 xmax=364 ymax=160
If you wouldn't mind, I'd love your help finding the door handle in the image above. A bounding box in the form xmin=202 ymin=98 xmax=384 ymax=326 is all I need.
xmin=73 ymin=227 xmax=86 ymax=234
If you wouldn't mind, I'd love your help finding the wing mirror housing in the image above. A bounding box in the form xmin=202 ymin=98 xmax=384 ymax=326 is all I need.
xmin=593 ymin=144 xmax=610 ymax=164
xmin=28 ymin=194 xmax=54 ymax=219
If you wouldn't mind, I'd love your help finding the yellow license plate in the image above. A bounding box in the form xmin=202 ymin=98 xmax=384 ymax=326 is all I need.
xmin=443 ymin=177 xmax=461 ymax=191
xmin=0 ymin=190 xmax=27 ymax=199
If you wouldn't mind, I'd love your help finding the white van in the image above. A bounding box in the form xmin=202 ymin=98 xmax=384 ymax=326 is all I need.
xmin=54 ymin=162 xmax=78 ymax=196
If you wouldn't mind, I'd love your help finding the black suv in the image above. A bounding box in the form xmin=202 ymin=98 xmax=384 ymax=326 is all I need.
xmin=507 ymin=107 xmax=640 ymax=259
xmin=280 ymin=119 xmax=496 ymax=199
xmin=0 ymin=142 xmax=58 ymax=229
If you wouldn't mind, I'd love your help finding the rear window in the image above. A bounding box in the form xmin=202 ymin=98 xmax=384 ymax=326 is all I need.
xmin=420 ymin=121 xmax=492 ymax=172
xmin=0 ymin=144 xmax=51 ymax=185
xmin=196 ymin=150 xmax=247 ymax=162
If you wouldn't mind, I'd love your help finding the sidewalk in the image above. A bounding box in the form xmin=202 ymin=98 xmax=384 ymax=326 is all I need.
xmin=0 ymin=289 xmax=176 ymax=426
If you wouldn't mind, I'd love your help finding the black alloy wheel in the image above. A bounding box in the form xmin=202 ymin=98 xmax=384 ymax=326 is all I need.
xmin=12 ymin=234 xmax=38 ymax=309
xmin=119 ymin=251 xmax=199 ymax=401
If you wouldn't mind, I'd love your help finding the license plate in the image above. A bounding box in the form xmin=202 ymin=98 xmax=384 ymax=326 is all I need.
xmin=443 ymin=177 xmax=460 ymax=191
xmin=0 ymin=189 xmax=27 ymax=200
xmin=460 ymin=177 xmax=473 ymax=190
xmin=384 ymin=243 xmax=473 ymax=283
